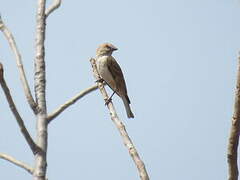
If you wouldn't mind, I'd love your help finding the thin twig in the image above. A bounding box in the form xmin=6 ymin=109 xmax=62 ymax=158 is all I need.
xmin=45 ymin=0 xmax=61 ymax=17
xmin=0 ymin=153 xmax=33 ymax=174
xmin=227 ymin=55 xmax=240 ymax=180
xmin=0 ymin=16 xmax=38 ymax=114
xmin=0 ymin=63 xmax=38 ymax=154
xmin=47 ymin=84 xmax=100 ymax=123
xmin=90 ymin=58 xmax=150 ymax=180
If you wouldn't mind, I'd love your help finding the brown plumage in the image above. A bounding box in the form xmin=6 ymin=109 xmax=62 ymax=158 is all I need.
xmin=96 ymin=43 xmax=134 ymax=118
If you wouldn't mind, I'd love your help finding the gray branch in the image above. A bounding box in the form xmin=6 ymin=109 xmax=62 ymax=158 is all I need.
xmin=90 ymin=58 xmax=150 ymax=180
xmin=0 ymin=63 xmax=38 ymax=155
xmin=0 ymin=153 xmax=33 ymax=174
xmin=47 ymin=84 xmax=100 ymax=123
xmin=0 ymin=17 xmax=38 ymax=114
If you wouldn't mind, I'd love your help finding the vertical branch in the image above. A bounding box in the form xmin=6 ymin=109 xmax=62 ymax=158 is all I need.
xmin=33 ymin=0 xmax=47 ymax=180
xmin=227 ymin=55 xmax=240 ymax=180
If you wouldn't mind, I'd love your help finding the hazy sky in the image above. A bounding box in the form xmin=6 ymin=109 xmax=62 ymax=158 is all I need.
xmin=1 ymin=0 xmax=240 ymax=180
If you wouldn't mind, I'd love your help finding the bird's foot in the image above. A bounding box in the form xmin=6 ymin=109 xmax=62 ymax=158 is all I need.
xmin=96 ymin=78 xmax=104 ymax=83
xmin=105 ymin=98 xmax=112 ymax=106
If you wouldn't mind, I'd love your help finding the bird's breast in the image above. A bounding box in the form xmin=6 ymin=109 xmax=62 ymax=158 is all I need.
xmin=96 ymin=56 xmax=116 ymax=90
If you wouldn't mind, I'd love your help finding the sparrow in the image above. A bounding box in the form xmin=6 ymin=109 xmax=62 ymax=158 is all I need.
xmin=95 ymin=43 xmax=134 ymax=118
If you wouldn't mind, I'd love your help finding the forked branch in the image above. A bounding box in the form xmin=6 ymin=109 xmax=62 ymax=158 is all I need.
xmin=90 ymin=58 xmax=149 ymax=180
xmin=45 ymin=0 xmax=61 ymax=17
xmin=0 ymin=16 xmax=37 ymax=114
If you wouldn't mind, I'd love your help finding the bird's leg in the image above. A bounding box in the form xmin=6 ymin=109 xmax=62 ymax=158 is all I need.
xmin=96 ymin=78 xmax=104 ymax=83
xmin=105 ymin=91 xmax=116 ymax=105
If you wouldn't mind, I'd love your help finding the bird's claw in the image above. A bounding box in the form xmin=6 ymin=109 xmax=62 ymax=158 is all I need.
xmin=33 ymin=146 xmax=43 ymax=155
xmin=105 ymin=98 xmax=112 ymax=105
xmin=96 ymin=78 xmax=104 ymax=83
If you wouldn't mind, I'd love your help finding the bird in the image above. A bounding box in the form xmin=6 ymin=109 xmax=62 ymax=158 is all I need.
xmin=95 ymin=43 xmax=134 ymax=118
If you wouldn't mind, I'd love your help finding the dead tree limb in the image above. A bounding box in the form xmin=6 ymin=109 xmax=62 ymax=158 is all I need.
xmin=0 ymin=63 xmax=38 ymax=154
xmin=47 ymin=84 xmax=99 ymax=123
xmin=0 ymin=16 xmax=37 ymax=114
xmin=0 ymin=153 xmax=33 ymax=174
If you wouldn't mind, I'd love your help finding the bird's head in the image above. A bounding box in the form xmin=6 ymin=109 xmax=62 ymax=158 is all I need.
xmin=96 ymin=43 xmax=118 ymax=57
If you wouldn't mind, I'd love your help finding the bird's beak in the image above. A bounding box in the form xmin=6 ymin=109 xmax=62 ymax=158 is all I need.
xmin=112 ymin=47 xmax=118 ymax=51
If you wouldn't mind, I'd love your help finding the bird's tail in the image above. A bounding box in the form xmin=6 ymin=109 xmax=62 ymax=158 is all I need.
xmin=122 ymin=95 xmax=134 ymax=118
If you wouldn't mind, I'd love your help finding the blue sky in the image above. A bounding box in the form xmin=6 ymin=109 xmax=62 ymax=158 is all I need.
xmin=1 ymin=0 xmax=240 ymax=179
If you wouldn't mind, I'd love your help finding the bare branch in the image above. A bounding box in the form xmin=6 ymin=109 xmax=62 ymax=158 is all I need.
xmin=47 ymin=84 xmax=100 ymax=123
xmin=45 ymin=0 xmax=61 ymax=17
xmin=90 ymin=58 xmax=150 ymax=180
xmin=0 ymin=153 xmax=33 ymax=174
xmin=0 ymin=16 xmax=38 ymax=114
xmin=0 ymin=63 xmax=39 ymax=154
xmin=227 ymin=55 xmax=240 ymax=180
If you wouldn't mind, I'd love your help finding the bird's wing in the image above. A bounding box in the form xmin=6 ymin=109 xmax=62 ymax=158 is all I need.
xmin=106 ymin=56 xmax=128 ymax=97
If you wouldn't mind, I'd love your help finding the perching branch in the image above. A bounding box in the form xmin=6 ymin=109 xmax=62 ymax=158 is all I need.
xmin=45 ymin=0 xmax=61 ymax=17
xmin=0 ymin=153 xmax=33 ymax=174
xmin=227 ymin=55 xmax=240 ymax=180
xmin=0 ymin=63 xmax=38 ymax=154
xmin=90 ymin=58 xmax=149 ymax=180
xmin=0 ymin=16 xmax=38 ymax=114
xmin=47 ymin=84 xmax=100 ymax=123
